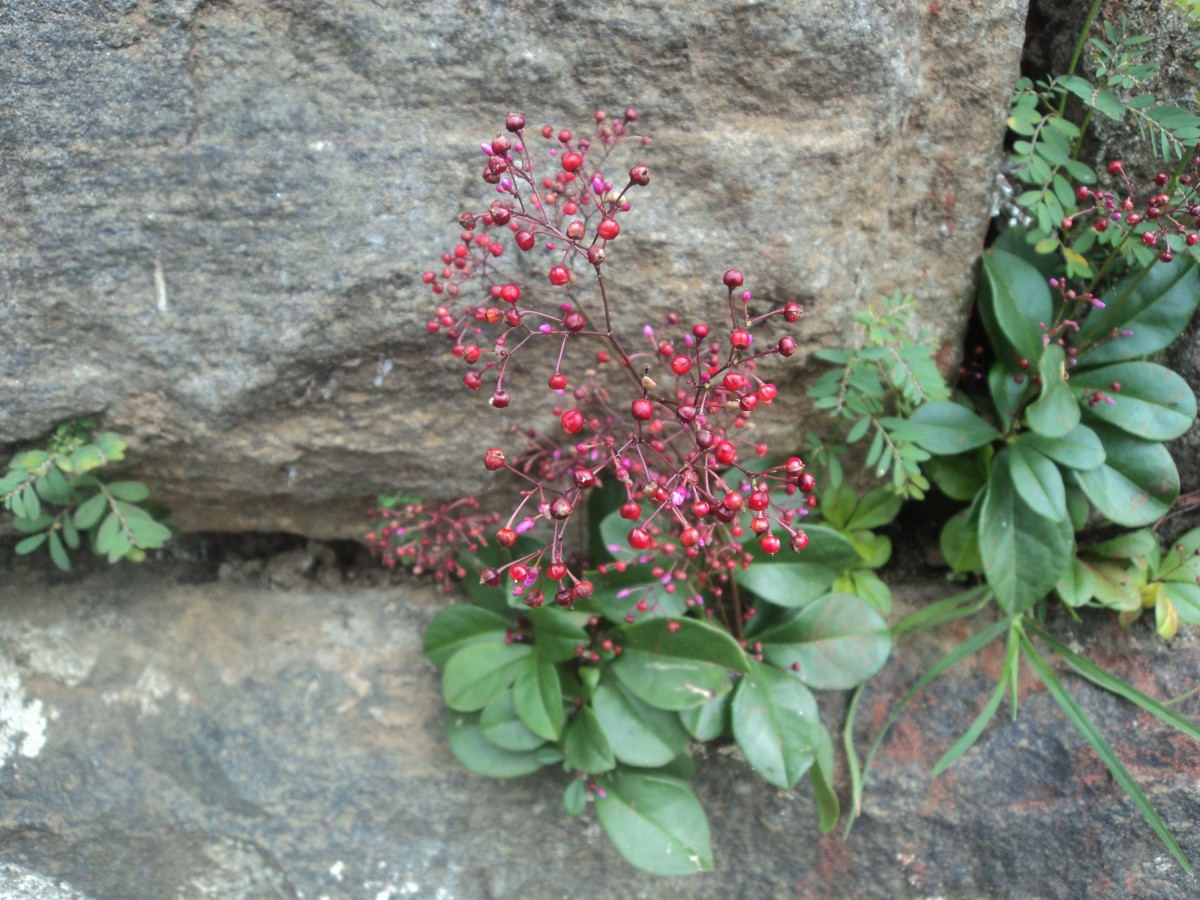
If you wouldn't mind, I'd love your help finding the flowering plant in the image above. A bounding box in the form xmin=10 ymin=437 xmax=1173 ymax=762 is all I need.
xmin=377 ymin=108 xmax=891 ymax=874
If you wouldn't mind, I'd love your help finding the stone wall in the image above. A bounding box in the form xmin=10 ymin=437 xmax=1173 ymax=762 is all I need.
xmin=2 ymin=1 xmax=1025 ymax=536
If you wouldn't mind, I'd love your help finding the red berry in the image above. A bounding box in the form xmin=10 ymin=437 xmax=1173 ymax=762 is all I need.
xmin=549 ymin=265 xmax=570 ymax=286
xmin=548 ymin=562 xmax=568 ymax=581
xmin=758 ymin=383 xmax=777 ymax=402
xmin=760 ymin=534 xmax=781 ymax=555
xmin=723 ymin=269 xmax=744 ymax=288
xmin=629 ymin=165 xmax=650 ymax=186
xmin=549 ymin=372 xmax=568 ymax=390
xmin=597 ymin=217 xmax=620 ymax=240
xmin=515 ymin=230 xmax=536 ymax=251
xmin=563 ymin=310 xmax=586 ymax=331
xmin=632 ymin=398 xmax=654 ymax=421
xmin=731 ymin=329 xmax=751 ymax=350
xmin=499 ymin=283 xmax=521 ymax=304
xmin=561 ymin=151 xmax=584 ymax=172
xmin=462 ymin=344 xmax=481 ymax=364
xmin=723 ymin=371 xmax=747 ymax=392
xmin=483 ymin=447 xmax=506 ymax=471
xmin=496 ymin=528 xmax=517 ymax=548
xmin=778 ymin=336 xmax=797 ymax=356
xmin=748 ymin=490 xmax=769 ymax=511
xmin=550 ymin=497 xmax=573 ymax=519
xmin=506 ymin=113 xmax=526 ymax=133
xmin=523 ymin=590 xmax=545 ymax=609
xmin=490 ymin=390 xmax=511 ymax=409
xmin=785 ymin=457 xmax=804 ymax=477
xmin=620 ymin=501 xmax=642 ymax=521
xmin=481 ymin=567 xmax=502 ymax=587
xmin=628 ymin=527 xmax=653 ymax=550
xmin=739 ymin=394 xmax=759 ymax=412
xmin=574 ymin=469 xmax=596 ymax=489
xmin=510 ymin=564 xmax=528 ymax=583
xmin=798 ymin=472 xmax=816 ymax=493
xmin=464 ymin=371 xmax=483 ymax=390
xmin=680 ymin=527 xmax=700 ymax=548
xmin=1108 ymin=160 xmax=1123 ymax=174
xmin=715 ymin=441 xmax=737 ymax=466
xmin=670 ymin=355 xmax=692 ymax=376
xmin=783 ymin=302 xmax=802 ymax=322
xmin=572 ymin=581 xmax=594 ymax=601
xmin=677 ymin=404 xmax=697 ymax=422
xmin=561 ymin=408 xmax=585 ymax=434
xmin=587 ymin=245 xmax=606 ymax=266
xmin=693 ymin=322 xmax=709 ymax=339
xmin=1155 ymin=172 xmax=1169 ymax=186
xmin=790 ymin=531 xmax=809 ymax=552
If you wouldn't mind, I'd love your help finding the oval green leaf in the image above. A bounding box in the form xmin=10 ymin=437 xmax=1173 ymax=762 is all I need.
xmin=731 ymin=659 xmax=820 ymax=789
xmin=445 ymin=712 xmax=547 ymax=779
xmin=979 ymin=454 xmax=1074 ymax=615
xmin=903 ymin=401 xmax=1001 ymax=455
xmin=757 ymin=593 xmax=891 ymax=690
xmin=423 ymin=605 xmax=511 ymax=668
xmin=442 ymin=642 xmax=530 ymax=712
xmin=1071 ymin=362 xmax=1197 ymax=441
xmin=595 ymin=771 xmax=713 ymax=875
xmin=563 ymin=706 xmax=614 ymax=774
xmin=1006 ymin=442 xmax=1066 ymax=520
xmin=1074 ymin=422 xmax=1179 ymax=527
xmin=512 ymin=653 xmax=563 ymax=741
xmin=480 ymin=689 xmax=547 ymax=752
xmin=1018 ymin=422 xmax=1105 ymax=471
xmin=592 ymin=682 xmax=688 ymax=768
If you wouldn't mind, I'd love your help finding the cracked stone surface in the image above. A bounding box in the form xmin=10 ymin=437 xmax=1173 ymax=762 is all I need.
xmin=0 ymin=561 xmax=1197 ymax=898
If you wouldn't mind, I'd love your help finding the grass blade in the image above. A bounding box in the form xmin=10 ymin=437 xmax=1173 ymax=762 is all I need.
xmin=844 ymin=616 xmax=1010 ymax=834
xmin=1019 ymin=631 xmax=1194 ymax=875
xmin=890 ymin=584 xmax=991 ymax=640
xmin=931 ymin=625 xmax=1018 ymax=776
xmin=1027 ymin=622 xmax=1200 ymax=743
xmin=843 ymin=684 xmax=866 ymax=823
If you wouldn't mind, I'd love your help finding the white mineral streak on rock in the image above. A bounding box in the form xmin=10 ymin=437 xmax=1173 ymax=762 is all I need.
xmin=0 ymin=656 xmax=49 ymax=766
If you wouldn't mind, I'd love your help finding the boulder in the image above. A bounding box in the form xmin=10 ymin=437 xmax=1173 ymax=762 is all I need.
xmin=0 ymin=1 xmax=1025 ymax=537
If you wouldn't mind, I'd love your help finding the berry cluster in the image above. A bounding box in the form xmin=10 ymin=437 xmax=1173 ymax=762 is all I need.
xmin=1061 ymin=155 xmax=1200 ymax=266
xmin=365 ymin=497 xmax=501 ymax=593
xmin=414 ymin=108 xmax=812 ymax=629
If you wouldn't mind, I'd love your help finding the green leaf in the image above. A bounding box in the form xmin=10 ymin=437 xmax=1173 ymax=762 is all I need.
xmin=586 ymin=567 xmax=688 ymax=621
xmin=731 ymin=659 xmax=820 ymax=790
xmin=1074 ymin=423 xmax=1179 ymax=527
xmin=527 ymin=606 xmax=589 ymax=663
xmin=592 ymin=681 xmax=688 ymax=767
xmin=1056 ymin=556 xmax=1097 ymax=607
xmin=979 ymin=454 xmax=1074 ymax=614
xmin=68 ymin=446 xmax=106 ymax=474
xmin=901 ymin=402 xmax=1001 ymax=455
xmin=678 ymin=693 xmax=730 ymax=741
xmin=757 ymin=593 xmax=891 ymax=690
xmin=610 ymin=626 xmax=739 ymax=712
xmin=1077 ymin=257 xmax=1200 ymax=365
xmin=845 ymin=487 xmax=902 ymax=531
xmin=734 ymin=525 xmax=860 ymax=608
xmin=1018 ymin=422 xmax=1105 ymax=471
xmin=442 ymin=642 xmax=531 ymax=712
xmin=811 ymin=725 xmax=840 ymax=833
xmin=850 ymin=569 xmax=893 ymax=616
xmin=106 ymin=481 xmax=151 ymax=503
xmin=563 ymin=706 xmax=615 ymax=774
xmin=61 ymin=514 xmax=80 ymax=550
xmin=595 ymin=771 xmax=713 ymax=874
xmin=1071 ymin=362 xmax=1197 ymax=441
xmin=445 ymin=712 xmax=548 ymax=779
xmin=14 ymin=533 xmax=48 ymax=555
xmin=617 ymin=616 xmax=749 ymax=673
xmin=988 ymin=360 xmax=1028 ymax=433
xmin=47 ymin=531 xmax=70 ymax=571
xmin=563 ymin=778 xmax=587 ymax=816
xmin=928 ymin=452 xmax=989 ymax=502
xmin=20 ymin=484 xmax=41 ymax=521
xmin=1018 ymin=633 xmax=1193 ymax=875
xmin=94 ymin=511 xmax=132 ymax=560
xmin=423 ymin=605 xmax=511 ymax=668
xmin=512 ymin=654 xmax=563 ymax=741
xmin=73 ymin=492 xmax=108 ymax=531
xmin=127 ymin=515 xmax=171 ymax=549
xmin=932 ymin=626 xmax=1017 ymax=776
xmin=1026 ymin=345 xmax=1079 ymax=438
xmin=12 ymin=514 xmax=54 ymax=534
xmin=1006 ymin=442 xmax=1066 ymax=520
xmin=940 ymin=505 xmax=983 ymax=573
xmin=980 ymin=248 xmax=1054 ymax=363
xmin=480 ymin=689 xmax=547 ymax=752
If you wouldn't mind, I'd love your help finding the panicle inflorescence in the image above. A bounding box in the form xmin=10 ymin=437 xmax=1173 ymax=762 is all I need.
xmin=413 ymin=108 xmax=812 ymax=620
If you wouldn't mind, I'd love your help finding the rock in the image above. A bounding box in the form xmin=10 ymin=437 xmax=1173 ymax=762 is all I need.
xmin=0 ymin=562 xmax=1197 ymax=896
xmin=0 ymin=1 xmax=1025 ymax=537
